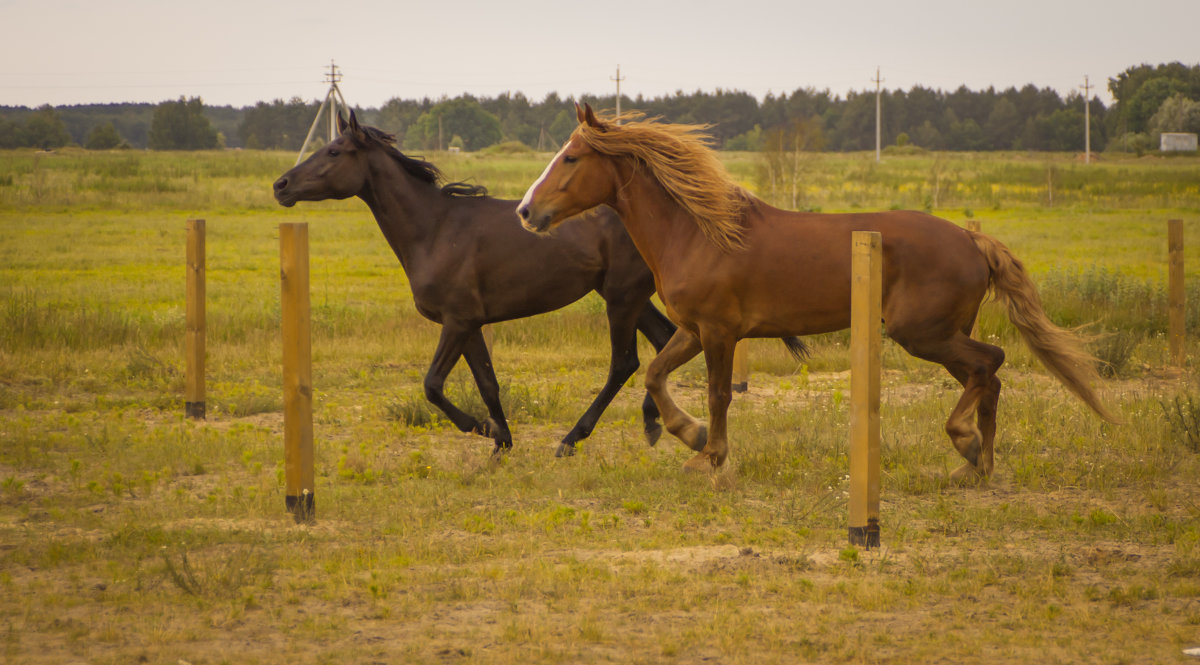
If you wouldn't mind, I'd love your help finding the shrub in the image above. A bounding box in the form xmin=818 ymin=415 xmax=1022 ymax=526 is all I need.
xmin=1161 ymin=392 xmax=1200 ymax=453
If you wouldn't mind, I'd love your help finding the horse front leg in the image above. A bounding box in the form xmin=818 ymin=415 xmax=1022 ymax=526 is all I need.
xmin=644 ymin=328 xmax=705 ymax=451
xmin=682 ymin=329 xmax=736 ymax=472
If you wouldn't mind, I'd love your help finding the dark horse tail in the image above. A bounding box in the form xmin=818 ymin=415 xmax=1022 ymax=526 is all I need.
xmin=781 ymin=336 xmax=809 ymax=361
xmin=968 ymin=231 xmax=1120 ymax=424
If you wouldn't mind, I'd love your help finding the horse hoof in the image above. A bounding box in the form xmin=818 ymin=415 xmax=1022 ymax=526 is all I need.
xmin=555 ymin=442 xmax=576 ymax=458
xmin=949 ymin=462 xmax=987 ymax=485
xmin=682 ymin=453 xmax=716 ymax=473
xmin=645 ymin=423 xmax=663 ymax=447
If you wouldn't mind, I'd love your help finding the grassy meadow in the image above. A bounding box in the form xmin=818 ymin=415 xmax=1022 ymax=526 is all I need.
xmin=2 ymin=144 xmax=1200 ymax=664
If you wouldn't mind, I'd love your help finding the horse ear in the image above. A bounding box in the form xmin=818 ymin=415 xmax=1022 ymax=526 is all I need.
xmin=578 ymin=103 xmax=606 ymax=131
xmin=347 ymin=109 xmax=361 ymax=134
xmin=337 ymin=112 xmax=349 ymax=134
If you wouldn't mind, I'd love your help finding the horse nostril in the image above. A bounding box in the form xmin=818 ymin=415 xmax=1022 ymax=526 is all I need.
xmin=518 ymin=205 xmax=530 ymax=221
xmin=273 ymin=177 xmax=288 ymax=192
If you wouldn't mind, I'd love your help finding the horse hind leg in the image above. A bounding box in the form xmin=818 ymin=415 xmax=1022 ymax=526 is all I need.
xmin=946 ymin=340 xmax=1004 ymax=482
xmin=975 ymin=374 xmax=1002 ymax=478
xmin=425 ymin=325 xmax=511 ymax=455
xmin=896 ymin=331 xmax=1004 ymax=481
xmin=460 ymin=328 xmax=513 ymax=455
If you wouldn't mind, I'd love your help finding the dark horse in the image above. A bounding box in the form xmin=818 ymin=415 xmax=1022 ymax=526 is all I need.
xmin=272 ymin=111 xmax=677 ymax=456
xmin=518 ymin=104 xmax=1118 ymax=480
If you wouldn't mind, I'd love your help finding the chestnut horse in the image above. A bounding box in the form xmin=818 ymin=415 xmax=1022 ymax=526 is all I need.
xmin=518 ymin=104 xmax=1116 ymax=480
xmin=273 ymin=111 xmax=680 ymax=457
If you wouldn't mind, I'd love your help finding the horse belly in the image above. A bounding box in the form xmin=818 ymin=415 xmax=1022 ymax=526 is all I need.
xmin=741 ymin=248 xmax=853 ymax=336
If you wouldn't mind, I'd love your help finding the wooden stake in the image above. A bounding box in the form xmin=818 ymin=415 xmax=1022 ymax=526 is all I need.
xmin=1169 ymin=219 xmax=1186 ymax=367
xmin=280 ymin=223 xmax=315 ymax=522
xmin=849 ymin=231 xmax=881 ymax=549
xmin=185 ymin=219 xmax=206 ymax=419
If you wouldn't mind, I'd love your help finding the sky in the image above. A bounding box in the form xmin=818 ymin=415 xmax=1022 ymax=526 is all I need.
xmin=3 ymin=0 xmax=1198 ymax=110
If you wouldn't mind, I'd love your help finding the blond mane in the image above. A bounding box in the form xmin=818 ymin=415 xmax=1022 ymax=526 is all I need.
xmin=571 ymin=112 xmax=748 ymax=252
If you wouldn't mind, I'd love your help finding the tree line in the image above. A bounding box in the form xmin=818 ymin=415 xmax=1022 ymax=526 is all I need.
xmin=3 ymin=62 xmax=1198 ymax=154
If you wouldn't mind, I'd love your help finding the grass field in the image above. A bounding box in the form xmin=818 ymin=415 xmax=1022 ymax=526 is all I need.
xmin=2 ymin=146 xmax=1200 ymax=664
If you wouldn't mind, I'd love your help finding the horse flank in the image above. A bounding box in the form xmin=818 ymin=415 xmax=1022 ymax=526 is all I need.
xmin=571 ymin=113 xmax=749 ymax=253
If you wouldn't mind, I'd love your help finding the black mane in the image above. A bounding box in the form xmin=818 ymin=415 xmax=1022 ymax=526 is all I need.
xmin=361 ymin=125 xmax=488 ymax=198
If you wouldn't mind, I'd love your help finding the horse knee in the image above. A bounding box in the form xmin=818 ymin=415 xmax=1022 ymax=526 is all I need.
xmin=614 ymin=352 xmax=640 ymax=382
xmin=423 ymin=374 xmax=445 ymax=402
xmin=644 ymin=365 xmax=666 ymax=394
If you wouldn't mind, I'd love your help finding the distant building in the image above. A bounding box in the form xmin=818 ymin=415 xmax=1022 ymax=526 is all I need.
xmin=1161 ymin=132 xmax=1198 ymax=152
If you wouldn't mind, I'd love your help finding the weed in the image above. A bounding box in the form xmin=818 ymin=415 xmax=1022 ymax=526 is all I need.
xmin=160 ymin=545 xmax=278 ymax=599
xmin=1161 ymin=392 xmax=1200 ymax=452
xmin=384 ymin=394 xmax=442 ymax=427
xmin=1094 ymin=328 xmax=1141 ymax=378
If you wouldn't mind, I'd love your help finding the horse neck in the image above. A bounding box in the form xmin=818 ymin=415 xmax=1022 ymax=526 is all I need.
xmin=608 ymin=159 xmax=706 ymax=270
xmin=356 ymin=150 xmax=446 ymax=271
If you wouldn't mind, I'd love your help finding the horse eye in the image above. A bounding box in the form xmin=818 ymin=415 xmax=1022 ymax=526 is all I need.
xmin=328 ymin=149 xmax=340 ymax=157
xmin=562 ymin=155 xmax=578 ymax=164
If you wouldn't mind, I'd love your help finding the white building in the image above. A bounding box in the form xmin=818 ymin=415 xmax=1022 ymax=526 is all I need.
xmin=1161 ymin=132 xmax=1198 ymax=152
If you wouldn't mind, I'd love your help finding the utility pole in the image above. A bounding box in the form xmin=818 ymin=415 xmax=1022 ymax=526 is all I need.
xmin=325 ymin=61 xmax=341 ymax=143
xmin=1080 ymin=75 xmax=1092 ymax=164
xmin=611 ymin=65 xmax=625 ymax=123
xmin=873 ymin=67 xmax=884 ymax=163
xmin=295 ymin=60 xmax=348 ymax=165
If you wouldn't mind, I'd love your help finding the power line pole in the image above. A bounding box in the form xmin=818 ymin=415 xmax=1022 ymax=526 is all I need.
xmin=611 ymin=65 xmax=625 ymax=123
xmin=873 ymin=67 xmax=884 ymax=163
xmin=295 ymin=60 xmax=348 ymax=165
xmin=1080 ymin=75 xmax=1092 ymax=164
xmin=325 ymin=60 xmax=342 ymax=143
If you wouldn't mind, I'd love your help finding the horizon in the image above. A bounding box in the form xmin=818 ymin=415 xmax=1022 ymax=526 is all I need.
xmin=6 ymin=1 xmax=1200 ymax=111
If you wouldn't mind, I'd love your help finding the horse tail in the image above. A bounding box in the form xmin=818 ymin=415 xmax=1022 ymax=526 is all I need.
xmin=781 ymin=336 xmax=810 ymax=362
xmin=968 ymin=230 xmax=1121 ymax=424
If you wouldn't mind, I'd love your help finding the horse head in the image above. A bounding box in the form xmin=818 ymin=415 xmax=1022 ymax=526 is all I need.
xmin=517 ymin=103 xmax=616 ymax=233
xmin=273 ymin=110 xmax=372 ymax=207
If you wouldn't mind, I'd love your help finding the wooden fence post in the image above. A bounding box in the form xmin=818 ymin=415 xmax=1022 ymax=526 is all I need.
xmin=849 ymin=231 xmax=882 ymax=549
xmin=280 ymin=223 xmax=315 ymax=523
xmin=1169 ymin=219 xmax=1186 ymax=367
xmin=185 ymin=219 xmax=206 ymax=420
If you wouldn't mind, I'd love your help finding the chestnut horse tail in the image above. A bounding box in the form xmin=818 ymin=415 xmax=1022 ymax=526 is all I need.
xmin=968 ymin=230 xmax=1121 ymax=424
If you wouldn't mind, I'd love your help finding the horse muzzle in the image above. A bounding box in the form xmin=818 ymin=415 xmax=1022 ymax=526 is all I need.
xmin=273 ymin=176 xmax=297 ymax=207
xmin=517 ymin=204 xmax=552 ymax=233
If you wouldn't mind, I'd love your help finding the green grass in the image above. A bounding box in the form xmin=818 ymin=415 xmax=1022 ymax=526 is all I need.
xmin=2 ymin=147 xmax=1200 ymax=663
